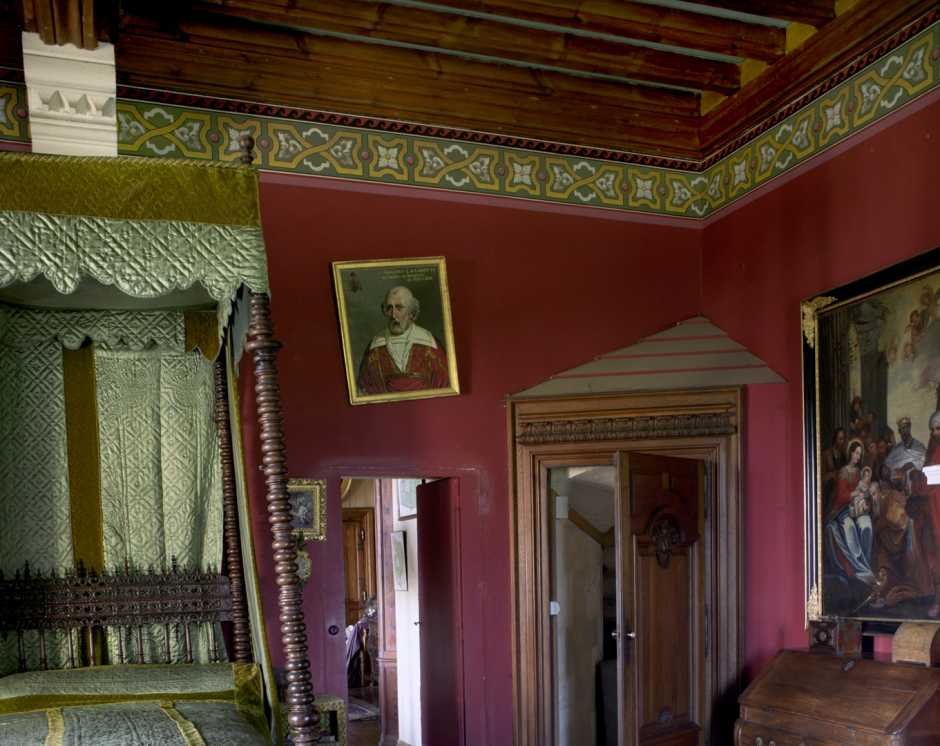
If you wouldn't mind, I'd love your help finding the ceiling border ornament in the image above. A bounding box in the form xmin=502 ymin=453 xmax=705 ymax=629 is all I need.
xmin=515 ymin=412 xmax=735 ymax=445
xmin=2 ymin=10 xmax=938 ymax=219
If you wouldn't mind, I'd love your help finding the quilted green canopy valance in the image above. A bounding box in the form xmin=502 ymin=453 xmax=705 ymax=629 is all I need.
xmin=0 ymin=153 xmax=269 ymax=354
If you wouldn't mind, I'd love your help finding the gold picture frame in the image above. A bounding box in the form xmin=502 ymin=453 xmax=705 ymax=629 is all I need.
xmin=332 ymin=257 xmax=459 ymax=405
xmin=287 ymin=478 xmax=327 ymax=542
xmin=802 ymin=246 xmax=940 ymax=625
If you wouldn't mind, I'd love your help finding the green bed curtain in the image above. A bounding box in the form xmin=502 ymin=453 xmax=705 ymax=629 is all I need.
xmin=97 ymin=347 xmax=222 ymax=568
xmin=0 ymin=337 xmax=72 ymax=674
xmin=0 ymin=307 xmax=227 ymax=672
xmin=97 ymin=344 xmax=225 ymax=665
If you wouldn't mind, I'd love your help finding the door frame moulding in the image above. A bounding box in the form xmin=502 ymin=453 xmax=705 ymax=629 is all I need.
xmin=508 ymin=387 xmax=743 ymax=746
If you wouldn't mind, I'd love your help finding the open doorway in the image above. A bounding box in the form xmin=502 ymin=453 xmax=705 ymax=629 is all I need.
xmin=342 ymin=478 xmax=426 ymax=746
xmin=510 ymin=388 xmax=744 ymax=746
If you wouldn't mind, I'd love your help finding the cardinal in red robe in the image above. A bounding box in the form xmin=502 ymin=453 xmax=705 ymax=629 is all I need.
xmin=357 ymin=286 xmax=450 ymax=396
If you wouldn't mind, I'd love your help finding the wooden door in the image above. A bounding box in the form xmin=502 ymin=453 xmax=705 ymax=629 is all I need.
xmin=342 ymin=508 xmax=376 ymax=628
xmin=618 ymin=452 xmax=703 ymax=746
xmin=417 ymin=478 xmax=464 ymax=746
xmin=510 ymin=388 xmax=742 ymax=746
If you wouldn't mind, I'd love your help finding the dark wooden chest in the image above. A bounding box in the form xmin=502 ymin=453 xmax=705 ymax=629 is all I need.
xmin=735 ymin=649 xmax=940 ymax=746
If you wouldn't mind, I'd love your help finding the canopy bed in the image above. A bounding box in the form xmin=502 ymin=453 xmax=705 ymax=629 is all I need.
xmin=0 ymin=150 xmax=320 ymax=744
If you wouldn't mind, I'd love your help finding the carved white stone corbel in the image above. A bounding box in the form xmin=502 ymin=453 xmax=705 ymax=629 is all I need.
xmin=22 ymin=31 xmax=117 ymax=156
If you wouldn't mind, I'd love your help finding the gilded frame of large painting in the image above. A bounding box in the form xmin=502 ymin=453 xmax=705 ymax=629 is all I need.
xmin=804 ymin=246 xmax=940 ymax=624
xmin=332 ymin=257 xmax=459 ymax=406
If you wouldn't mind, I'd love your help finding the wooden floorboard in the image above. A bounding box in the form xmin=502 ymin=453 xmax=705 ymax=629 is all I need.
xmin=346 ymin=686 xmax=380 ymax=746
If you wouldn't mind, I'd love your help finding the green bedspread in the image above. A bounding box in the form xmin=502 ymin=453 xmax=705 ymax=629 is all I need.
xmin=0 ymin=663 xmax=273 ymax=745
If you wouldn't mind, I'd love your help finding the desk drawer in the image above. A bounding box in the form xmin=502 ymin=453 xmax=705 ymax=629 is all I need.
xmin=736 ymin=719 xmax=889 ymax=746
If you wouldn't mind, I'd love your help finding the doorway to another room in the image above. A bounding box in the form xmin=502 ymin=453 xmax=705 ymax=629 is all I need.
xmin=342 ymin=478 xmax=428 ymax=746
xmin=510 ymin=388 xmax=744 ymax=746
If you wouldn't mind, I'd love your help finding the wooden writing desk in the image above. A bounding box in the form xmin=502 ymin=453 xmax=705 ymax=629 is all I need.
xmin=735 ymin=649 xmax=940 ymax=746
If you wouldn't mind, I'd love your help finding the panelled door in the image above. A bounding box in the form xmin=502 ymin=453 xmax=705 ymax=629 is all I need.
xmin=619 ymin=452 xmax=704 ymax=746
xmin=417 ymin=478 xmax=464 ymax=746
xmin=550 ymin=452 xmax=704 ymax=746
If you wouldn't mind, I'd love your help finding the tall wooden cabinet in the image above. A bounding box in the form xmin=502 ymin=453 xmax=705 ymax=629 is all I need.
xmin=735 ymin=649 xmax=940 ymax=746
xmin=342 ymin=508 xmax=376 ymax=628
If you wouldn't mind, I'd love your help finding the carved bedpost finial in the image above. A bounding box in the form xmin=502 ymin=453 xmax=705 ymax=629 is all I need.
xmin=238 ymin=134 xmax=255 ymax=165
xmin=123 ymin=557 xmax=130 ymax=576
xmin=24 ymin=561 xmax=30 ymax=579
xmin=171 ymin=556 xmax=179 ymax=574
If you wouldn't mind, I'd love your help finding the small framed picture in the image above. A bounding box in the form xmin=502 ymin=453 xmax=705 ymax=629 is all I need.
xmin=287 ymin=478 xmax=327 ymax=542
xmin=396 ymin=479 xmax=418 ymax=520
xmin=332 ymin=257 xmax=459 ymax=405
xmin=391 ymin=531 xmax=408 ymax=591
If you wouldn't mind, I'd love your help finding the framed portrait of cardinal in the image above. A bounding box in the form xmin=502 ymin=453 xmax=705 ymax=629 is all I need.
xmin=332 ymin=256 xmax=459 ymax=405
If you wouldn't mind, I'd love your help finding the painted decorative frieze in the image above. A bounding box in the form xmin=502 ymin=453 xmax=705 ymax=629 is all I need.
xmin=2 ymin=12 xmax=938 ymax=218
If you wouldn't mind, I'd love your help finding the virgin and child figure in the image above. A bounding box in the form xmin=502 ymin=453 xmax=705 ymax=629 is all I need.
xmin=825 ymin=413 xmax=940 ymax=618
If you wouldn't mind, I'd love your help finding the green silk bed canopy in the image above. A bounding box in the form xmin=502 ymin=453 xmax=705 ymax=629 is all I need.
xmin=0 ymin=152 xmax=319 ymax=745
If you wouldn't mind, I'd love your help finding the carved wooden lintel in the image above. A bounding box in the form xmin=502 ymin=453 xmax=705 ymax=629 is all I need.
xmin=515 ymin=412 xmax=735 ymax=445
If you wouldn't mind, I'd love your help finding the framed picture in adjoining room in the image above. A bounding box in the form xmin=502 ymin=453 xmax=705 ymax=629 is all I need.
xmin=287 ymin=478 xmax=327 ymax=542
xmin=332 ymin=257 xmax=459 ymax=405
xmin=396 ymin=479 xmax=418 ymax=520
xmin=803 ymin=245 xmax=940 ymax=625
xmin=391 ymin=531 xmax=408 ymax=591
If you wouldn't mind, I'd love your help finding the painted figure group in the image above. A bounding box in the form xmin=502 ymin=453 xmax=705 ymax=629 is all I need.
xmin=822 ymin=411 xmax=940 ymax=617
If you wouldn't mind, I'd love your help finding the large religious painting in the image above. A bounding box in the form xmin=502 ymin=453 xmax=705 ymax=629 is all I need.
xmin=332 ymin=257 xmax=459 ymax=405
xmin=804 ymin=246 xmax=940 ymax=624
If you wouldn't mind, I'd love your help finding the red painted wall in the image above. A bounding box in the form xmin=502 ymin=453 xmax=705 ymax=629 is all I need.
xmin=703 ymin=91 xmax=940 ymax=679
xmin=239 ymin=89 xmax=940 ymax=743
xmin=239 ymin=181 xmax=701 ymax=744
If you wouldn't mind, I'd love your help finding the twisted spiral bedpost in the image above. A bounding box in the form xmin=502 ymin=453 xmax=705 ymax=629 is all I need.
xmin=214 ymin=354 xmax=252 ymax=663
xmin=246 ymin=291 xmax=320 ymax=744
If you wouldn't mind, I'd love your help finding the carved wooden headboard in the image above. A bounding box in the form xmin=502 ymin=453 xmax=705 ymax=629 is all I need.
xmin=0 ymin=558 xmax=248 ymax=673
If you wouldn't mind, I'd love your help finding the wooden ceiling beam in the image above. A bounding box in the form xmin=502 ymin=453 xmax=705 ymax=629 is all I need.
xmin=116 ymin=33 xmax=702 ymax=155
xmin=382 ymin=0 xmax=788 ymax=62
xmin=681 ymin=1 xmax=838 ymax=27
xmin=117 ymin=23 xmax=701 ymax=118
xmin=119 ymin=13 xmax=702 ymax=115
xmin=17 ymin=0 xmax=110 ymax=48
xmin=701 ymin=0 xmax=936 ymax=153
xmin=0 ymin=5 xmax=22 ymax=68
xmin=146 ymin=1 xmax=743 ymax=94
